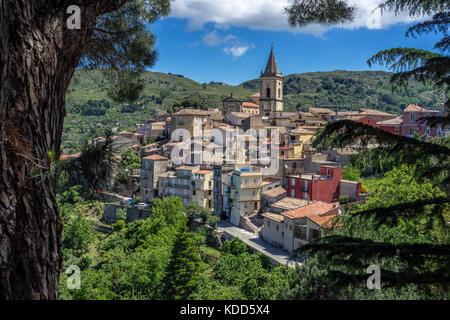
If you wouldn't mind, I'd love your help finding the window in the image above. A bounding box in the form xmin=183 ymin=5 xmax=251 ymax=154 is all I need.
xmin=268 ymin=220 xmax=270 ymax=227
xmin=327 ymin=168 xmax=330 ymax=177
xmin=276 ymin=224 xmax=279 ymax=232
xmin=291 ymin=178 xmax=295 ymax=186
xmin=291 ymin=189 xmax=295 ymax=198
xmin=266 ymin=87 xmax=271 ymax=98
xmin=395 ymin=126 xmax=399 ymax=131
xmin=278 ymin=88 xmax=281 ymax=98
xmin=426 ymin=127 xmax=431 ymax=135
xmin=410 ymin=113 xmax=415 ymax=122
xmin=304 ymin=181 xmax=308 ymax=192
xmin=311 ymin=229 xmax=320 ymax=239
xmin=178 ymin=117 xmax=184 ymax=125
xmin=293 ymin=162 xmax=297 ymax=169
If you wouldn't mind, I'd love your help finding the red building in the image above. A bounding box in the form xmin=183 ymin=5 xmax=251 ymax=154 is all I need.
xmin=401 ymin=104 xmax=447 ymax=138
xmin=287 ymin=166 xmax=341 ymax=203
xmin=376 ymin=116 xmax=403 ymax=135
xmin=355 ymin=116 xmax=377 ymax=128
xmin=287 ymin=165 xmax=362 ymax=203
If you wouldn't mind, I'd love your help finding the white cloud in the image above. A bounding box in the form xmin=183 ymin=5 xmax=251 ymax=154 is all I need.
xmin=202 ymin=30 xmax=236 ymax=46
xmin=223 ymin=46 xmax=251 ymax=57
xmin=171 ymin=0 xmax=426 ymax=36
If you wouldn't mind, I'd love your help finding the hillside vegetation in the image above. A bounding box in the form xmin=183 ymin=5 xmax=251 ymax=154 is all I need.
xmin=62 ymin=69 xmax=444 ymax=154
xmin=241 ymin=70 xmax=445 ymax=114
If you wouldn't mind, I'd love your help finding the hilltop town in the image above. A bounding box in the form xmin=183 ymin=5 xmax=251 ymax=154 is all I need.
xmin=58 ymin=47 xmax=449 ymax=264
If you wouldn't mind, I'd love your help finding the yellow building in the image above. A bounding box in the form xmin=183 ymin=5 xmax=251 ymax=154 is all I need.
xmin=242 ymin=102 xmax=260 ymax=115
xmin=192 ymin=169 xmax=214 ymax=210
xmin=169 ymin=108 xmax=212 ymax=138
xmin=288 ymin=127 xmax=315 ymax=157
xmin=309 ymin=108 xmax=335 ymax=121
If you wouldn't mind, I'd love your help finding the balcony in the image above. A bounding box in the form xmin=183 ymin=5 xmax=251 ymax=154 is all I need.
xmin=240 ymin=183 xmax=262 ymax=189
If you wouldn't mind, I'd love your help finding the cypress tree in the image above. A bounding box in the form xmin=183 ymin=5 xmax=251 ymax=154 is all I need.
xmin=164 ymin=227 xmax=203 ymax=300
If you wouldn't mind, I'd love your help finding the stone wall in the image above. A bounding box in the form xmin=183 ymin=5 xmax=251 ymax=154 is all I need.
xmin=103 ymin=203 xmax=151 ymax=223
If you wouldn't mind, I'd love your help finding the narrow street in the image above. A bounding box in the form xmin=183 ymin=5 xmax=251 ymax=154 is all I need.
xmin=217 ymin=220 xmax=303 ymax=268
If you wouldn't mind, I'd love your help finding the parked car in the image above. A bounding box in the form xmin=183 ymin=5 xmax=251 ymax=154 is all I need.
xmin=138 ymin=203 xmax=150 ymax=209
xmin=120 ymin=198 xmax=133 ymax=206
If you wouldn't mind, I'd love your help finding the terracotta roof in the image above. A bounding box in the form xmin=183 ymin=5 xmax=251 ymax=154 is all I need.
xmin=230 ymin=112 xmax=253 ymax=118
xmin=359 ymin=108 xmax=396 ymax=116
xmin=290 ymin=127 xmax=315 ymax=135
xmin=250 ymin=92 xmax=260 ymax=97
xmin=173 ymin=108 xmax=211 ymax=116
xmin=281 ymin=201 xmax=339 ymax=219
xmin=142 ymin=154 xmax=168 ymax=161
xmin=271 ymin=197 xmax=309 ymax=211
xmin=308 ymin=214 xmax=335 ymax=227
xmin=310 ymin=108 xmax=335 ymax=115
xmin=404 ymin=104 xmax=433 ymax=113
xmin=262 ymin=186 xmax=286 ymax=198
xmin=242 ymin=102 xmax=259 ymax=108
xmin=208 ymin=110 xmax=224 ymax=121
xmin=194 ymin=169 xmax=213 ymax=175
xmin=176 ymin=165 xmax=200 ymax=171
xmin=377 ymin=116 xmax=403 ymax=125
xmin=261 ymin=212 xmax=284 ymax=223
xmin=345 ymin=115 xmax=366 ymax=121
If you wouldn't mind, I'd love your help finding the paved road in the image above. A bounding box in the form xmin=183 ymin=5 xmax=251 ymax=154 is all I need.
xmin=217 ymin=220 xmax=303 ymax=268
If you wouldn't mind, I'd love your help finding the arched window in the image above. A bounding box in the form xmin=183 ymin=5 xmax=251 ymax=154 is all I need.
xmin=266 ymin=87 xmax=270 ymax=98
xmin=278 ymin=88 xmax=281 ymax=98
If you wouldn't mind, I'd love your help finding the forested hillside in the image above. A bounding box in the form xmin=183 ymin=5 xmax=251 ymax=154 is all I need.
xmin=241 ymin=70 xmax=445 ymax=114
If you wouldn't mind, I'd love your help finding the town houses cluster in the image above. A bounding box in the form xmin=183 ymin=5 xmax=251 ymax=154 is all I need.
xmin=87 ymin=47 xmax=448 ymax=253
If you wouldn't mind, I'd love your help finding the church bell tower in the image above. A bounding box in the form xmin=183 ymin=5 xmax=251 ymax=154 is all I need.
xmin=259 ymin=46 xmax=283 ymax=117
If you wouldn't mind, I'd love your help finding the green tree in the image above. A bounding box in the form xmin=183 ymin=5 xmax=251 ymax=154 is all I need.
xmin=120 ymin=147 xmax=141 ymax=171
xmin=342 ymin=166 xmax=361 ymax=181
xmin=62 ymin=213 xmax=95 ymax=255
xmin=163 ymin=227 xmax=203 ymax=300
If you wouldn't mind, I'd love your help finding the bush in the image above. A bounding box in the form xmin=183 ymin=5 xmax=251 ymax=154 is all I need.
xmin=338 ymin=195 xmax=350 ymax=204
xmin=113 ymin=220 xmax=126 ymax=231
xmin=361 ymin=184 xmax=368 ymax=194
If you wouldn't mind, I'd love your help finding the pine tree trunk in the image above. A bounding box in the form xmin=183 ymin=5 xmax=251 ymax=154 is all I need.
xmin=0 ymin=0 xmax=107 ymax=300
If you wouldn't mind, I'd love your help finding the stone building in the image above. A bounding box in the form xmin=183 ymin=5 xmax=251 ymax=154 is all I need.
xmin=140 ymin=154 xmax=169 ymax=203
xmin=259 ymin=46 xmax=284 ymax=117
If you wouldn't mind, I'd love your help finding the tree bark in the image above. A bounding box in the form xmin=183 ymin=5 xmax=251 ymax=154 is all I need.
xmin=0 ymin=0 xmax=123 ymax=300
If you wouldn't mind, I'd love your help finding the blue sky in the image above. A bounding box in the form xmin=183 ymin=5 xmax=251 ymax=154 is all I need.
xmin=147 ymin=0 xmax=440 ymax=85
